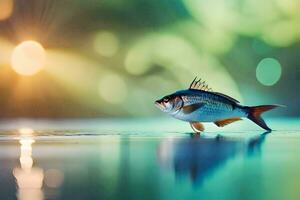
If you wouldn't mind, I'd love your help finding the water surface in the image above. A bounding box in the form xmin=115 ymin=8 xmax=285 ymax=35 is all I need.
xmin=0 ymin=118 xmax=299 ymax=200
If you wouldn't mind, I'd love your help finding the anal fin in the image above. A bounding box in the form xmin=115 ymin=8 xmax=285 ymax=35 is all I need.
xmin=214 ymin=118 xmax=242 ymax=127
xmin=190 ymin=122 xmax=205 ymax=132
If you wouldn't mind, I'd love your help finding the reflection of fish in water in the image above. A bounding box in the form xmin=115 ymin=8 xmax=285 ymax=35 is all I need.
xmin=157 ymin=133 xmax=267 ymax=186
xmin=155 ymin=77 xmax=284 ymax=132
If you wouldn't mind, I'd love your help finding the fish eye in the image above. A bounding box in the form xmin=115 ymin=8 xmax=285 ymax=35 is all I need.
xmin=163 ymin=97 xmax=169 ymax=102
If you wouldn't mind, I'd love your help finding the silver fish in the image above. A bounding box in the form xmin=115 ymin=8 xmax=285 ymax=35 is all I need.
xmin=155 ymin=77 xmax=283 ymax=132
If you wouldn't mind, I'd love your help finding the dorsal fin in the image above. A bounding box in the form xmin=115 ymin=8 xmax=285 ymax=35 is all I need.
xmin=188 ymin=77 xmax=239 ymax=103
xmin=213 ymin=92 xmax=240 ymax=103
xmin=189 ymin=77 xmax=212 ymax=92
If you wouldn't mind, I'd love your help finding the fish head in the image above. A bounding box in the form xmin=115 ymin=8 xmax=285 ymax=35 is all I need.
xmin=155 ymin=94 xmax=183 ymax=114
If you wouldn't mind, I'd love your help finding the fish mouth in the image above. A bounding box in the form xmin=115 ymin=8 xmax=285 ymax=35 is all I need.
xmin=155 ymin=101 xmax=165 ymax=110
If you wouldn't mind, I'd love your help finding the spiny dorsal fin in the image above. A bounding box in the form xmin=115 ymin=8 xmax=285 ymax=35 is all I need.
xmin=214 ymin=118 xmax=242 ymax=127
xmin=189 ymin=77 xmax=212 ymax=92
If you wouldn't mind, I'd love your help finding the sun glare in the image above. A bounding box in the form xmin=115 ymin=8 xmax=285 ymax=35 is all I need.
xmin=11 ymin=40 xmax=46 ymax=76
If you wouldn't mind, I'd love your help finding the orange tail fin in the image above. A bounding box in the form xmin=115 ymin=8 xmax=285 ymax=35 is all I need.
xmin=247 ymin=105 xmax=283 ymax=131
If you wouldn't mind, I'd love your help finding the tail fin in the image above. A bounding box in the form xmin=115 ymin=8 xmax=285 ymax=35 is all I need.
xmin=247 ymin=105 xmax=283 ymax=131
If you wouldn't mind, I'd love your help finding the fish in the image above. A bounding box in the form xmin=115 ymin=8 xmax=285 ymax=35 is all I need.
xmin=155 ymin=77 xmax=284 ymax=132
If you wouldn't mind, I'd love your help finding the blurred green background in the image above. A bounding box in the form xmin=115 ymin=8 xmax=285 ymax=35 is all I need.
xmin=0 ymin=0 xmax=299 ymax=118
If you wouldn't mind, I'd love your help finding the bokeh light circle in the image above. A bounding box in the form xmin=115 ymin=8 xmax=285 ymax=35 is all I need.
xmin=256 ymin=58 xmax=282 ymax=86
xmin=93 ymin=31 xmax=119 ymax=57
xmin=0 ymin=0 xmax=13 ymax=21
xmin=18 ymin=128 xmax=34 ymax=136
xmin=11 ymin=40 xmax=46 ymax=76
xmin=44 ymin=169 xmax=64 ymax=188
xmin=98 ymin=74 xmax=127 ymax=104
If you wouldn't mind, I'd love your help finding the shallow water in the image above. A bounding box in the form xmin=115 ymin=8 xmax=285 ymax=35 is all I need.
xmin=0 ymin=118 xmax=299 ymax=200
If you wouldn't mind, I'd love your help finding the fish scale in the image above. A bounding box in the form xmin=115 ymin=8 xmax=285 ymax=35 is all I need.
xmin=186 ymin=94 xmax=233 ymax=113
xmin=172 ymin=91 xmax=244 ymax=122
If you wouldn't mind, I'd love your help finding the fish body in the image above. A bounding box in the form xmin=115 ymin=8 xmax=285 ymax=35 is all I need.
xmin=169 ymin=89 xmax=246 ymax=122
xmin=155 ymin=78 xmax=283 ymax=132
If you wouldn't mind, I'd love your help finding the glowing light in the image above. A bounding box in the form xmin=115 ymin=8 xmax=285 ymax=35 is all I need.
xmin=262 ymin=20 xmax=298 ymax=47
xmin=126 ymin=33 xmax=242 ymax=103
xmin=276 ymin=0 xmax=300 ymax=16
xmin=0 ymin=0 xmax=13 ymax=21
xmin=13 ymin=135 xmax=44 ymax=200
xmin=183 ymin=0 xmax=236 ymax=54
xmin=44 ymin=169 xmax=64 ymax=188
xmin=93 ymin=31 xmax=119 ymax=57
xmin=13 ymin=168 xmax=44 ymax=189
xmin=98 ymin=74 xmax=127 ymax=104
xmin=183 ymin=0 xmax=236 ymax=28
xmin=11 ymin=41 xmax=46 ymax=76
xmin=19 ymin=138 xmax=35 ymax=170
xmin=18 ymin=129 xmax=35 ymax=170
xmin=124 ymin=41 xmax=152 ymax=75
xmin=19 ymin=128 xmax=34 ymax=136
xmin=256 ymin=58 xmax=282 ymax=86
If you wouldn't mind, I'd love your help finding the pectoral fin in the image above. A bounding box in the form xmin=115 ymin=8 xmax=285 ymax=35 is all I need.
xmin=190 ymin=122 xmax=205 ymax=132
xmin=214 ymin=118 xmax=242 ymax=127
xmin=182 ymin=103 xmax=204 ymax=114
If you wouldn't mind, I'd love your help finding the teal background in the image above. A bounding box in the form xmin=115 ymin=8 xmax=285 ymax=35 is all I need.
xmin=0 ymin=0 xmax=299 ymax=117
